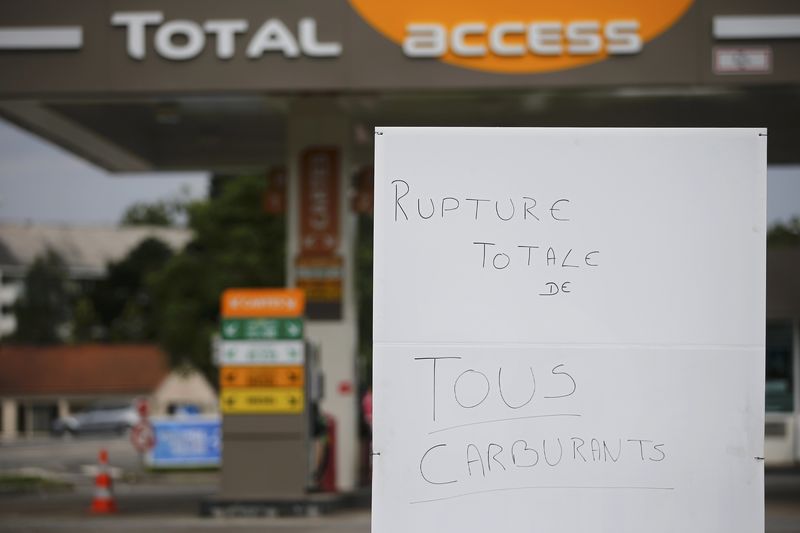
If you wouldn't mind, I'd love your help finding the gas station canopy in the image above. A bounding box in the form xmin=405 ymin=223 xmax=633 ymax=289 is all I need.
xmin=1 ymin=0 xmax=799 ymax=171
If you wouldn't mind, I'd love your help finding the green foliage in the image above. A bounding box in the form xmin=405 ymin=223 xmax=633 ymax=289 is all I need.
xmin=109 ymin=300 xmax=148 ymax=341
xmin=356 ymin=214 xmax=373 ymax=386
xmin=70 ymin=296 xmax=99 ymax=343
xmin=150 ymin=175 xmax=285 ymax=378
xmin=88 ymin=237 xmax=174 ymax=342
xmin=12 ymin=249 xmax=71 ymax=344
xmin=0 ymin=474 xmax=72 ymax=494
xmin=120 ymin=198 xmax=186 ymax=227
xmin=767 ymin=217 xmax=800 ymax=247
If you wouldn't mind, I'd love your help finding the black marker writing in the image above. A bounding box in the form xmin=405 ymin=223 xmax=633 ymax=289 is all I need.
xmin=466 ymin=198 xmax=490 ymax=220
xmin=420 ymin=444 xmax=457 ymax=485
xmin=414 ymin=356 xmax=462 ymax=421
xmin=417 ymin=198 xmax=434 ymax=219
xmin=454 ymin=369 xmax=491 ymax=409
xmin=543 ymin=438 xmax=564 ymax=466
xmin=496 ymin=199 xmax=515 ymax=221
xmin=512 ymin=439 xmax=539 ymax=468
xmin=392 ymin=179 xmax=409 ymax=221
xmin=544 ymin=364 xmax=577 ymax=399
xmin=498 ymin=367 xmax=536 ymax=409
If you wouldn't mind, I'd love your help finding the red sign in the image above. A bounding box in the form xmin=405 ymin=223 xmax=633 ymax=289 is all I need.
xmin=130 ymin=422 xmax=155 ymax=453
xmin=135 ymin=397 xmax=149 ymax=418
xmin=263 ymin=167 xmax=287 ymax=214
xmin=338 ymin=380 xmax=353 ymax=395
xmin=300 ymin=148 xmax=339 ymax=254
xmin=351 ymin=166 xmax=374 ymax=214
xmin=131 ymin=397 xmax=155 ymax=453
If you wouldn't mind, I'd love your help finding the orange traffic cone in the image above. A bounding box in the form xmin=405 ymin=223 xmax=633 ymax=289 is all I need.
xmin=90 ymin=449 xmax=117 ymax=514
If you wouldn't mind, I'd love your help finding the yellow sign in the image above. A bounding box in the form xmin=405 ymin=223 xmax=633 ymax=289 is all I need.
xmin=220 ymin=366 xmax=304 ymax=388
xmin=296 ymin=280 xmax=342 ymax=301
xmin=220 ymin=388 xmax=304 ymax=414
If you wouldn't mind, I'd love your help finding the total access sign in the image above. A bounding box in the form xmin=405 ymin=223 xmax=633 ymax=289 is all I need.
xmin=348 ymin=0 xmax=694 ymax=73
xmin=108 ymin=1 xmax=692 ymax=74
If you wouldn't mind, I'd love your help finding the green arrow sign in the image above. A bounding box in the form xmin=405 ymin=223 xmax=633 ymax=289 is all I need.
xmin=220 ymin=318 xmax=303 ymax=340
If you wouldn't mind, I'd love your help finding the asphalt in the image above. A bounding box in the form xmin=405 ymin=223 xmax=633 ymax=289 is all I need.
xmin=0 ymin=436 xmax=798 ymax=532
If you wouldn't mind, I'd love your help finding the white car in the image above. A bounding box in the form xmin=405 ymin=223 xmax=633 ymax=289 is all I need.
xmin=51 ymin=403 xmax=140 ymax=436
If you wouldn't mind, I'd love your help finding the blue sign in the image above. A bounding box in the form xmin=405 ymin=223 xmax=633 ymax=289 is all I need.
xmin=147 ymin=417 xmax=221 ymax=468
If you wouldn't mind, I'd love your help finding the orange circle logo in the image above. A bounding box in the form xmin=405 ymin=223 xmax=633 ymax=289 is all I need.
xmin=348 ymin=0 xmax=694 ymax=74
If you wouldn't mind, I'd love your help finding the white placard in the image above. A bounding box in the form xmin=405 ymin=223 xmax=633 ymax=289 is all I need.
xmin=213 ymin=340 xmax=305 ymax=366
xmin=372 ymin=128 xmax=766 ymax=533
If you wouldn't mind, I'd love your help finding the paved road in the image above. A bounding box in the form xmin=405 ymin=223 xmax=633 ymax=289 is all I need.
xmin=1 ymin=436 xmax=798 ymax=532
xmin=0 ymin=434 xmax=141 ymax=476
xmin=0 ymin=512 xmax=372 ymax=533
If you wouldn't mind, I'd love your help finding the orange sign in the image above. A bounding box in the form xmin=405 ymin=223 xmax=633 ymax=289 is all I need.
xmin=296 ymin=255 xmax=343 ymax=303
xmin=220 ymin=366 xmax=304 ymax=388
xmin=348 ymin=0 xmax=694 ymax=74
xmin=221 ymin=288 xmax=305 ymax=318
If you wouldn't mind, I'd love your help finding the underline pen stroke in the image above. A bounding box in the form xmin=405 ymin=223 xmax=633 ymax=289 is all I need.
xmin=428 ymin=413 xmax=582 ymax=435
xmin=410 ymin=485 xmax=675 ymax=504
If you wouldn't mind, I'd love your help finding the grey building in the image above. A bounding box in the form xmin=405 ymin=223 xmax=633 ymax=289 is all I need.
xmin=0 ymin=223 xmax=191 ymax=338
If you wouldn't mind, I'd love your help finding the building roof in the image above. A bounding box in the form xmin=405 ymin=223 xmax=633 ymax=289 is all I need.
xmin=0 ymin=344 xmax=170 ymax=396
xmin=0 ymin=223 xmax=191 ymax=279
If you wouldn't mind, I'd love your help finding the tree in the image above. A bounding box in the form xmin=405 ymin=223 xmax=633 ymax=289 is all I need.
xmin=12 ymin=249 xmax=71 ymax=344
xmin=120 ymin=195 xmax=188 ymax=227
xmin=356 ymin=213 xmax=373 ymax=386
xmin=768 ymin=217 xmax=800 ymax=247
xmin=150 ymin=175 xmax=285 ymax=378
xmin=71 ymin=296 xmax=99 ymax=342
xmin=88 ymin=237 xmax=174 ymax=341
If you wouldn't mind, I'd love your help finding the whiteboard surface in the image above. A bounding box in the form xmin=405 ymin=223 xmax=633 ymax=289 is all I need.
xmin=372 ymin=128 xmax=766 ymax=533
